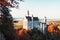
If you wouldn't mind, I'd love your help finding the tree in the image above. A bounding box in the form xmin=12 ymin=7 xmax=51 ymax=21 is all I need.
xmin=18 ymin=29 xmax=30 ymax=40
xmin=0 ymin=0 xmax=23 ymax=40
xmin=0 ymin=0 xmax=23 ymax=7
xmin=27 ymin=28 xmax=44 ymax=40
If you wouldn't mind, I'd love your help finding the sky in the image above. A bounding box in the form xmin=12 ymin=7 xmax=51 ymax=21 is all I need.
xmin=10 ymin=0 xmax=60 ymax=19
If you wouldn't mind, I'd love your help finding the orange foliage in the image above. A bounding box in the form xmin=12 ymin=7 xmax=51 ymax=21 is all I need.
xmin=48 ymin=24 xmax=60 ymax=33
xmin=48 ymin=24 xmax=55 ymax=32
xmin=17 ymin=29 xmax=30 ymax=40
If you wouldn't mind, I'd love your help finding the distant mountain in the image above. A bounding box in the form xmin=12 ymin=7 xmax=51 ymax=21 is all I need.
xmin=13 ymin=18 xmax=23 ymax=21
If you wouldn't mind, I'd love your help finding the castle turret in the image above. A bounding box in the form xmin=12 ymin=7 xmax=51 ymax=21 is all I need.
xmin=40 ymin=16 xmax=47 ymax=34
xmin=43 ymin=16 xmax=47 ymax=34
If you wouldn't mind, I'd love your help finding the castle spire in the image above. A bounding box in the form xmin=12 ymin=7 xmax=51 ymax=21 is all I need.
xmin=27 ymin=10 xmax=29 ymax=16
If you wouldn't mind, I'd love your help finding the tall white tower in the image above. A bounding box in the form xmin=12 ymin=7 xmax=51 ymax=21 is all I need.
xmin=43 ymin=16 xmax=47 ymax=34
xmin=23 ymin=10 xmax=30 ymax=30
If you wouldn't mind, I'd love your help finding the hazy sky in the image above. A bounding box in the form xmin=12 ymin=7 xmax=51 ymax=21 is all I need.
xmin=10 ymin=0 xmax=60 ymax=19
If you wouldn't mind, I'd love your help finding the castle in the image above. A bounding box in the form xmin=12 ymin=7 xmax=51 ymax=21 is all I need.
xmin=23 ymin=10 xmax=47 ymax=34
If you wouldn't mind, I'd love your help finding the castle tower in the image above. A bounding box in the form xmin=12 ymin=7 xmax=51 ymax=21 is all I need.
xmin=40 ymin=16 xmax=47 ymax=34
xmin=43 ymin=16 xmax=47 ymax=34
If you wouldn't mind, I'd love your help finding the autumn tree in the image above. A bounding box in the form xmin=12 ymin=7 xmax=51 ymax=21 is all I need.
xmin=0 ymin=0 xmax=23 ymax=40
xmin=18 ymin=29 xmax=30 ymax=40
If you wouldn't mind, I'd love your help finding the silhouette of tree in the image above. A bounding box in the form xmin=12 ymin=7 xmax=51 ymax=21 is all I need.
xmin=0 ymin=6 xmax=19 ymax=40
xmin=0 ymin=0 xmax=23 ymax=40
xmin=27 ymin=28 xmax=44 ymax=40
